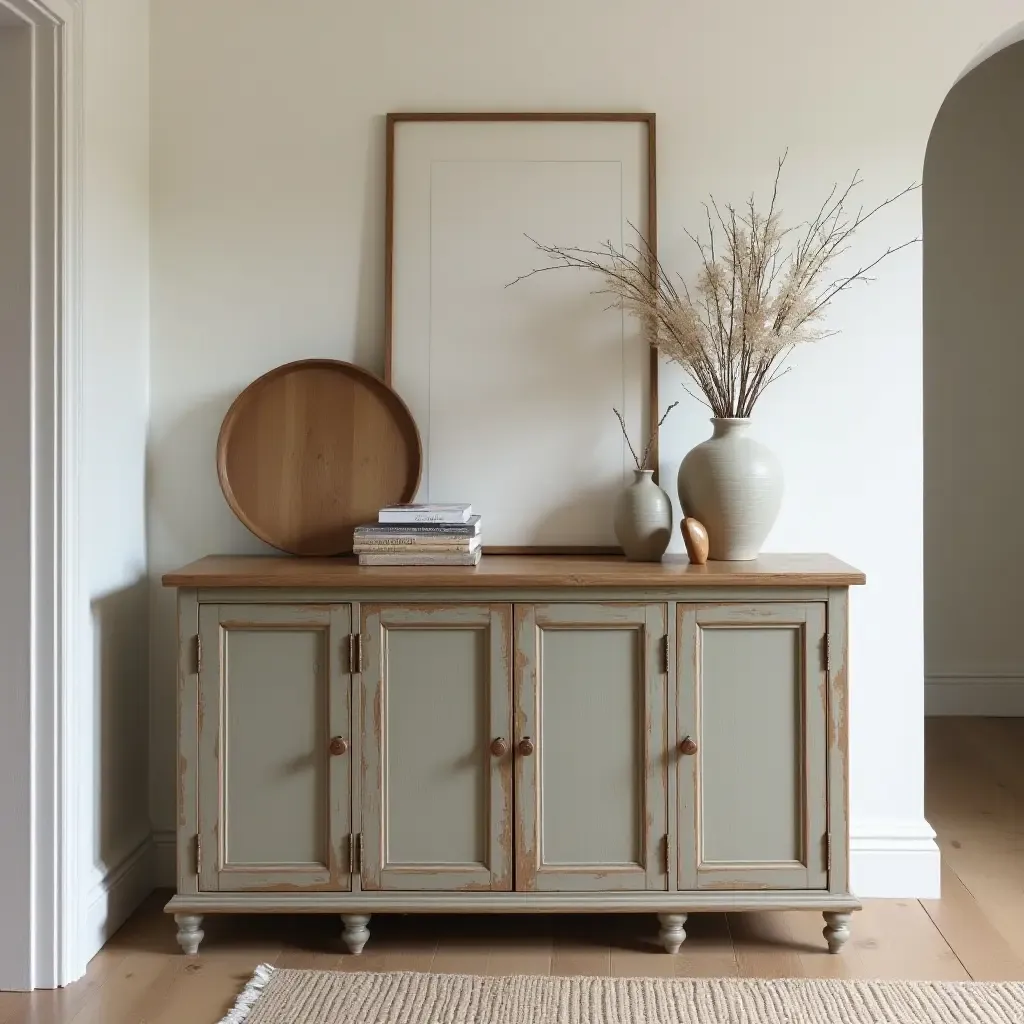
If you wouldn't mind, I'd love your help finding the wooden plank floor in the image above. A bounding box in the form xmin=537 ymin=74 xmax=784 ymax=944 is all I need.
xmin=3 ymin=717 xmax=1024 ymax=1023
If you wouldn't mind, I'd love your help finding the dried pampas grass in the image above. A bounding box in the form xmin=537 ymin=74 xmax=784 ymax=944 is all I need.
xmin=509 ymin=155 xmax=918 ymax=418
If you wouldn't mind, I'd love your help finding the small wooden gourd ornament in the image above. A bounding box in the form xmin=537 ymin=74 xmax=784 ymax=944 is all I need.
xmin=682 ymin=517 xmax=710 ymax=565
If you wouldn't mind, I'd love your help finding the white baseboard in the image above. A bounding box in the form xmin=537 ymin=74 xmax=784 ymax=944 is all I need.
xmin=154 ymin=829 xmax=176 ymax=887
xmin=926 ymin=674 xmax=1024 ymax=716
xmin=82 ymin=834 xmax=155 ymax=962
xmin=849 ymin=819 xmax=941 ymax=898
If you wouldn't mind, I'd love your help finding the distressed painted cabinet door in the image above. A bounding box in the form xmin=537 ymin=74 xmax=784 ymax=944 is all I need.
xmin=676 ymin=603 xmax=829 ymax=891
xmin=197 ymin=604 xmax=352 ymax=891
xmin=514 ymin=603 xmax=668 ymax=891
xmin=360 ymin=604 xmax=513 ymax=891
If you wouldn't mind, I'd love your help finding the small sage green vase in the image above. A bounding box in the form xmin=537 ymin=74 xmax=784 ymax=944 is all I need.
xmin=613 ymin=469 xmax=673 ymax=562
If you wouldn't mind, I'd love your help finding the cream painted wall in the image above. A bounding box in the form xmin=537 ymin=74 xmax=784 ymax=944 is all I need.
xmin=149 ymin=0 xmax=1024 ymax=895
xmin=924 ymin=42 xmax=1024 ymax=716
xmin=79 ymin=0 xmax=152 ymax=956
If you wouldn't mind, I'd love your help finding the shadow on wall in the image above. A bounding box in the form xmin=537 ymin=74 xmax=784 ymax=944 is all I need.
xmin=92 ymin=580 xmax=151 ymax=866
xmin=88 ymin=579 xmax=151 ymax=935
xmin=146 ymin=390 xmax=265 ymax=560
xmin=146 ymin=390 xmax=274 ymax=858
xmin=923 ymin=40 xmax=1024 ymax=716
xmin=353 ymin=113 xmax=388 ymax=375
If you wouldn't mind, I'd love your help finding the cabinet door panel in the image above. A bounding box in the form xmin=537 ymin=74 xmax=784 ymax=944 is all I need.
xmin=198 ymin=604 xmax=352 ymax=892
xmin=515 ymin=603 xmax=668 ymax=892
xmin=677 ymin=603 xmax=828 ymax=891
xmin=361 ymin=604 xmax=513 ymax=891
xmin=541 ymin=627 xmax=641 ymax=864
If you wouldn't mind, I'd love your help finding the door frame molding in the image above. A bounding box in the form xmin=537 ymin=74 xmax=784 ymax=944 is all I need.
xmin=0 ymin=0 xmax=84 ymax=990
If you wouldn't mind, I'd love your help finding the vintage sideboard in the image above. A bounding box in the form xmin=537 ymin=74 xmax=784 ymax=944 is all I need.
xmin=162 ymin=553 xmax=865 ymax=957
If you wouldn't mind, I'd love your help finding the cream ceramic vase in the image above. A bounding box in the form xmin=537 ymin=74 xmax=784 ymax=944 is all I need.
xmin=613 ymin=469 xmax=672 ymax=562
xmin=677 ymin=418 xmax=782 ymax=561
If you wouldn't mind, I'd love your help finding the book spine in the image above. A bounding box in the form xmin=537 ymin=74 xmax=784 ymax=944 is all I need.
xmin=358 ymin=552 xmax=482 ymax=566
xmin=356 ymin=526 xmax=480 ymax=538
xmin=354 ymin=541 xmax=478 ymax=554
xmin=378 ymin=513 xmax=469 ymax=524
xmin=354 ymin=533 xmax=480 ymax=544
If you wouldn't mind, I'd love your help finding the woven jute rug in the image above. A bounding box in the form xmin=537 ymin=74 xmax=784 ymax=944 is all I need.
xmin=218 ymin=966 xmax=1024 ymax=1024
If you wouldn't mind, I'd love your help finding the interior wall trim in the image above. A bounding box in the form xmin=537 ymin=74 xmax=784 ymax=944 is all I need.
xmin=0 ymin=0 xmax=85 ymax=991
xmin=849 ymin=818 xmax=940 ymax=899
xmin=925 ymin=674 xmax=1024 ymax=716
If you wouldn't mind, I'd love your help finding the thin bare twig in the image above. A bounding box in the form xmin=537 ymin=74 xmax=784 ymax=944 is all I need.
xmin=614 ymin=402 xmax=678 ymax=472
xmin=638 ymin=401 xmax=679 ymax=471
xmin=612 ymin=407 xmax=642 ymax=471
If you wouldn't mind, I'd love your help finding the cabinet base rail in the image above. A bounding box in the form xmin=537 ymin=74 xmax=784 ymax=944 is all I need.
xmin=167 ymin=893 xmax=860 ymax=957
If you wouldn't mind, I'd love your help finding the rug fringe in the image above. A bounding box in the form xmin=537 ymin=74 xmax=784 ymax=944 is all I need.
xmin=217 ymin=962 xmax=275 ymax=1024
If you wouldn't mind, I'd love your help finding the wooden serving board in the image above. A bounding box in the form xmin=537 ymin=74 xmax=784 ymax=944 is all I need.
xmin=217 ymin=359 xmax=422 ymax=555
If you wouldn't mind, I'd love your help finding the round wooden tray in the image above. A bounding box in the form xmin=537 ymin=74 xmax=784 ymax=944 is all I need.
xmin=217 ymin=359 xmax=422 ymax=555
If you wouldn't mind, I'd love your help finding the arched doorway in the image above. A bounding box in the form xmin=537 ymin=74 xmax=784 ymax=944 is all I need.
xmin=922 ymin=26 xmax=1024 ymax=954
xmin=923 ymin=41 xmax=1024 ymax=713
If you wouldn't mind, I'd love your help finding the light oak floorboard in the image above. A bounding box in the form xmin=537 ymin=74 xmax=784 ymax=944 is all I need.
xmin=140 ymin=953 xmax=277 ymax=1024
xmin=845 ymin=898 xmax=969 ymax=981
xmin=372 ymin=917 xmax=440 ymax=974
xmin=921 ymin=861 xmax=1024 ymax=981
xmin=671 ymin=914 xmax=739 ymax=979
xmin=551 ymin=917 xmax=611 ymax=978
xmin=926 ymin=719 xmax=1024 ymax=964
xmin=50 ymin=954 xmax=184 ymax=1024
xmin=936 ymin=838 xmax=1024 ymax=962
xmin=5 ymin=718 xmax=1024 ymax=1021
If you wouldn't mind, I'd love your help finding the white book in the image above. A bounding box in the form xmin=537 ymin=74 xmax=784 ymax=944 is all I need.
xmin=353 ymin=535 xmax=483 ymax=554
xmin=358 ymin=549 xmax=483 ymax=567
xmin=378 ymin=502 xmax=473 ymax=524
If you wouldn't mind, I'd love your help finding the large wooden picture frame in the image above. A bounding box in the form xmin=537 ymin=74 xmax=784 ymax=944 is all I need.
xmin=385 ymin=112 xmax=658 ymax=553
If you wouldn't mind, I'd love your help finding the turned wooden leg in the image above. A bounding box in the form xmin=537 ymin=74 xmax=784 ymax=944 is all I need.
xmin=341 ymin=914 xmax=371 ymax=955
xmin=823 ymin=911 xmax=852 ymax=954
xmin=657 ymin=913 xmax=687 ymax=954
xmin=174 ymin=914 xmax=204 ymax=955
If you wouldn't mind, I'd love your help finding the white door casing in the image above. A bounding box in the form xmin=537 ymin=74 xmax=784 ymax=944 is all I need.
xmin=0 ymin=0 xmax=83 ymax=991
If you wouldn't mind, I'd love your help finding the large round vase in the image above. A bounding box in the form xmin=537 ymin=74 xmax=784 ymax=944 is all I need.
xmin=677 ymin=418 xmax=782 ymax=561
xmin=614 ymin=469 xmax=672 ymax=562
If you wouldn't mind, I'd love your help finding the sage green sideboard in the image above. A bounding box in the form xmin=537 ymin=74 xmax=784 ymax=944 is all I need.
xmin=162 ymin=553 xmax=865 ymax=957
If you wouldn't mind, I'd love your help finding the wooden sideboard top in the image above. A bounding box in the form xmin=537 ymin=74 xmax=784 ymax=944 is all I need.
xmin=163 ymin=553 xmax=866 ymax=589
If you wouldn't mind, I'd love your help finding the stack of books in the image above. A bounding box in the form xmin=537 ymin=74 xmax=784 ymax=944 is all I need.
xmin=354 ymin=503 xmax=482 ymax=566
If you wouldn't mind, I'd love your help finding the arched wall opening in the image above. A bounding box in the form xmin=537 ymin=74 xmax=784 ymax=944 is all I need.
xmin=924 ymin=40 xmax=1024 ymax=715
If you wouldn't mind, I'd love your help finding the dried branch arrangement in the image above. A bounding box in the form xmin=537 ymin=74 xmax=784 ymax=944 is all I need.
xmin=510 ymin=156 xmax=919 ymax=418
xmin=614 ymin=402 xmax=678 ymax=472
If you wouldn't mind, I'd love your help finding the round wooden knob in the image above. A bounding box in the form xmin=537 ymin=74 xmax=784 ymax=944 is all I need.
xmin=679 ymin=736 xmax=698 ymax=756
xmin=490 ymin=737 xmax=509 ymax=758
xmin=518 ymin=736 xmax=535 ymax=757
xmin=329 ymin=736 xmax=349 ymax=757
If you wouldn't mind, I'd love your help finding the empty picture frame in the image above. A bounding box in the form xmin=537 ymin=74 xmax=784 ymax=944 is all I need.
xmin=385 ymin=112 xmax=658 ymax=552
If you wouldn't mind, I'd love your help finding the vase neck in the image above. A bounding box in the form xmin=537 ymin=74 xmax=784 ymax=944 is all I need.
xmin=710 ymin=417 xmax=752 ymax=439
xmin=631 ymin=469 xmax=655 ymax=483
